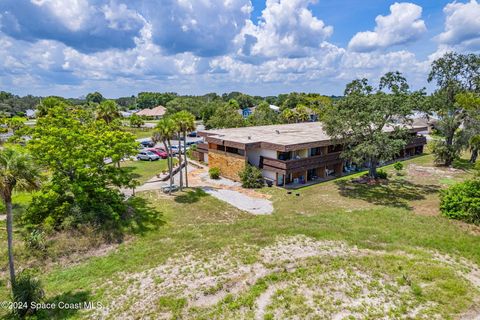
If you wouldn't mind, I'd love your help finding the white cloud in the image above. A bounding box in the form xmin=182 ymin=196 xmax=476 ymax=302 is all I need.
xmin=236 ymin=0 xmax=333 ymax=58
xmin=31 ymin=0 xmax=93 ymax=31
xmin=143 ymin=0 xmax=252 ymax=56
xmin=348 ymin=2 xmax=426 ymax=52
xmin=0 ymin=0 xmax=445 ymax=97
xmin=436 ymin=0 xmax=480 ymax=50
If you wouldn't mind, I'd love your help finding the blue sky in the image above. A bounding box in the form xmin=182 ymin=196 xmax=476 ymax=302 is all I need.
xmin=0 ymin=0 xmax=479 ymax=98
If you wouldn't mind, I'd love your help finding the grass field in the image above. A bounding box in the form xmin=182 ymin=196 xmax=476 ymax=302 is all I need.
xmin=123 ymin=126 xmax=156 ymax=139
xmin=122 ymin=159 xmax=172 ymax=184
xmin=1 ymin=154 xmax=479 ymax=319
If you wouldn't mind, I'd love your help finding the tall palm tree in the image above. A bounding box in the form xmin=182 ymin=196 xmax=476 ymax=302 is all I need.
xmin=171 ymin=114 xmax=184 ymax=190
xmin=175 ymin=111 xmax=196 ymax=188
xmin=152 ymin=118 xmax=176 ymax=194
xmin=0 ymin=148 xmax=41 ymax=288
xmin=96 ymin=100 xmax=120 ymax=124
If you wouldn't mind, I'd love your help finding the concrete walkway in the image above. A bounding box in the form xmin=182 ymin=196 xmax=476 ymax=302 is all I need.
xmin=123 ymin=160 xmax=274 ymax=215
xmin=202 ymin=187 xmax=273 ymax=215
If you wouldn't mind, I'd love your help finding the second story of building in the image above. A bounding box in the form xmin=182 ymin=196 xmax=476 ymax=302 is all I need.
xmin=198 ymin=122 xmax=427 ymax=176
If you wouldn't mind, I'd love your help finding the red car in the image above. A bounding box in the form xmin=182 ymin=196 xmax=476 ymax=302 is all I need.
xmin=147 ymin=148 xmax=168 ymax=159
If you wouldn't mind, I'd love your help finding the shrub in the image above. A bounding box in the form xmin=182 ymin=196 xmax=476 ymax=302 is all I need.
xmin=239 ymin=165 xmax=264 ymax=189
xmin=440 ymin=179 xmax=480 ymax=224
xmin=431 ymin=140 xmax=460 ymax=165
xmin=12 ymin=270 xmax=45 ymax=318
xmin=23 ymin=229 xmax=46 ymax=251
xmin=209 ymin=167 xmax=221 ymax=179
xmin=393 ymin=162 xmax=404 ymax=172
xmin=376 ymin=169 xmax=388 ymax=179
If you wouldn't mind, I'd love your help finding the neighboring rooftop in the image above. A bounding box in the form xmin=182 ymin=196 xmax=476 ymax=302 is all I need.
xmin=199 ymin=122 xmax=428 ymax=148
xmin=136 ymin=105 xmax=167 ymax=117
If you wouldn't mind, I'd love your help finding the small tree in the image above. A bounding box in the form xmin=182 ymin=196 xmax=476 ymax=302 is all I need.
xmin=129 ymin=114 xmax=144 ymax=128
xmin=239 ymin=165 xmax=264 ymax=188
xmin=96 ymin=100 xmax=120 ymax=124
xmin=393 ymin=162 xmax=404 ymax=175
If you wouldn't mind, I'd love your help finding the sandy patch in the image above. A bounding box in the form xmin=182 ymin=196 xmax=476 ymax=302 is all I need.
xmin=93 ymin=235 xmax=480 ymax=319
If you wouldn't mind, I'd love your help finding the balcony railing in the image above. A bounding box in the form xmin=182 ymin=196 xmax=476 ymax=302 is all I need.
xmin=406 ymin=136 xmax=427 ymax=148
xmin=197 ymin=143 xmax=208 ymax=152
xmin=262 ymin=152 xmax=342 ymax=171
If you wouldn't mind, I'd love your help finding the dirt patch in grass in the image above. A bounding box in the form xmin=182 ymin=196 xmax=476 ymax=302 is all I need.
xmin=93 ymin=235 xmax=480 ymax=319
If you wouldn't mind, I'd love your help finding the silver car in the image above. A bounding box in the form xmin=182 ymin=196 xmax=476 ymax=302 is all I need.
xmin=137 ymin=150 xmax=160 ymax=161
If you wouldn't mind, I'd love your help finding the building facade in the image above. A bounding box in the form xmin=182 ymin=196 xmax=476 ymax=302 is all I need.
xmin=196 ymin=122 xmax=427 ymax=187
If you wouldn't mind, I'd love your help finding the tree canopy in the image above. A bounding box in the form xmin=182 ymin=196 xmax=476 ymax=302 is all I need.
xmin=323 ymin=72 xmax=423 ymax=178
xmin=24 ymin=103 xmax=139 ymax=232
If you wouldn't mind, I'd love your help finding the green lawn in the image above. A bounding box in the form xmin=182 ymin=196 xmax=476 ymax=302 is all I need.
xmin=122 ymin=159 xmax=172 ymax=184
xmin=1 ymin=155 xmax=479 ymax=319
xmin=123 ymin=126 xmax=156 ymax=139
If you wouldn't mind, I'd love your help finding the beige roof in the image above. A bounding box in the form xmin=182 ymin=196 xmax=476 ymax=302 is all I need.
xmin=200 ymin=122 xmax=427 ymax=147
xmin=136 ymin=105 xmax=167 ymax=117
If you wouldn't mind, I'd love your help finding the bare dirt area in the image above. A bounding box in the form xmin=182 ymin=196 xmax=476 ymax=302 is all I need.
xmin=91 ymin=235 xmax=480 ymax=319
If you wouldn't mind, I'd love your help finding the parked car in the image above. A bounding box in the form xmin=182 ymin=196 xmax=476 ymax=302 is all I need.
xmin=169 ymin=145 xmax=181 ymax=155
xmin=137 ymin=150 xmax=160 ymax=161
xmin=140 ymin=140 xmax=155 ymax=148
xmin=147 ymin=148 xmax=168 ymax=159
xmin=162 ymin=184 xmax=179 ymax=193
xmin=188 ymin=131 xmax=197 ymax=137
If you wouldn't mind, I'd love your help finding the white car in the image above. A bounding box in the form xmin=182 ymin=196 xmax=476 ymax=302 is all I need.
xmin=137 ymin=150 xmax=160 ymax=161
xmin=162 ymin=184 xmax=179 ymax=193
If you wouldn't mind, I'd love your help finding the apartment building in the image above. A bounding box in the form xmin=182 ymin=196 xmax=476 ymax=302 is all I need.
xmin=196 ymin=122 xmax=427 ymax=187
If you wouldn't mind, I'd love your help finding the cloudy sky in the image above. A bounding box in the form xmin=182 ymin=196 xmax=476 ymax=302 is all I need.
xmin=0 ymin=0 xmax=479 ymax=98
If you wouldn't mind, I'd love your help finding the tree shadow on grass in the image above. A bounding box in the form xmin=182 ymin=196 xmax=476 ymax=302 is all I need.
xmin=174 ymin=188 xmax=208 ymax=204
xmin=122 ymin=196 xmax=165 ymax=236
xmin=335 ymin=179 xmax=440 ymax=210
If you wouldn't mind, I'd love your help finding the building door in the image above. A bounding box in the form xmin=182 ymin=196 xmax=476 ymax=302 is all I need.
xmin=277 ymin=174 xmax=284 ymax=186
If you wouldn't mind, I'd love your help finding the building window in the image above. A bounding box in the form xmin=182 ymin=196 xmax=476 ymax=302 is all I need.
xmin=277 ymin=151 xmax=291 ymax=161
xmin=310 ymin=147 xmax=323 ymax=156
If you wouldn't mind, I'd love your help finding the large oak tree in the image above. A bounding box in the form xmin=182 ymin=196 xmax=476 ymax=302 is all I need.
xmin=323 ymin=72 xmax=424 ymax=178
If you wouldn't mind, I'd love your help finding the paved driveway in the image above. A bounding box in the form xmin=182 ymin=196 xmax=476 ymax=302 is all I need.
xmin=202 ymin=187 xmax=273 ymax=215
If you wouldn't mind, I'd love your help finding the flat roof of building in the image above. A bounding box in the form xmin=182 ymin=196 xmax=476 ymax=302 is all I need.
xmin=199 ymin=122 xmax=427 ymax=150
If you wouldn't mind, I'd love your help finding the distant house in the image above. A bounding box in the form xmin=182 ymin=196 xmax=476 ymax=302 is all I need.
xmin=239 ymin=107 xmax=255 ymax=118
xmin=239 ymin=105 xmax=281 ymax=119
xmin=269 ymin=105 xmax=280 ymax=112
xmin=25 ymin=109 xmax=36 ymax=119
xmin=136 ymin=106 xmax=167 ymax=119
xmin=120 ymin=110 xmax=137 ymax=118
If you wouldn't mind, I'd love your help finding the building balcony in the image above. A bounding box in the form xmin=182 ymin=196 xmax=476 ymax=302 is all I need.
xmin=406 ymin=136 xmax=427 ymax=148
xmin=197 ymin=143 xmax=209 ymax=152
xmin=261 ymin=152 xmax=342 ymax=173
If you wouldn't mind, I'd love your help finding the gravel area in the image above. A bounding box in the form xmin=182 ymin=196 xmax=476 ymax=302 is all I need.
xmin=202 ymin=187 xmax=273 ymax=215
xmin=198 ymin=172 xmax=241 ymax=187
